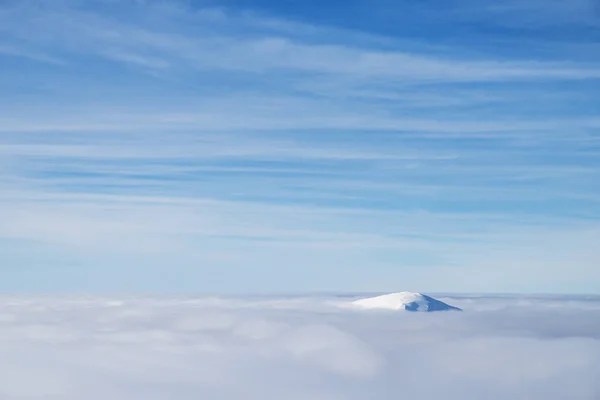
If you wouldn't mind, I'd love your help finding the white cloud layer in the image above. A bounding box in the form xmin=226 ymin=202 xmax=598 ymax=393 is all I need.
xmin=0 ymin=294 xmax=599 ymax=399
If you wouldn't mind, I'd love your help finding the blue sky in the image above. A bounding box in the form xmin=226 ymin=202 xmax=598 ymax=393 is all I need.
xmin=1 ymin=0 xmax=599 ymax=293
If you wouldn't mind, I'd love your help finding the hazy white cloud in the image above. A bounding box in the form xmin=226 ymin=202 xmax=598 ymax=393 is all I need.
xmin=0 ymin=294 xmax=598 ymax=399
xmin=0 ymin=188 xmax=598 ymax=293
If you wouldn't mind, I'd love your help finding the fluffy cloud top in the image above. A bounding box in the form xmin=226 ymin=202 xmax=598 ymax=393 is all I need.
xmin=0 ymin=294 xmax=598 ymax=399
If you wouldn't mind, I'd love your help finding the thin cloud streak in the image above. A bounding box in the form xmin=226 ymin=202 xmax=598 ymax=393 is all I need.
xmin=2 ymin=1 xmax=600 ymax=82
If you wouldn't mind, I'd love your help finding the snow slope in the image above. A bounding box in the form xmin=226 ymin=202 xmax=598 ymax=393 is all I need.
xmin=352 ymin=292 xmax=462 ymax=312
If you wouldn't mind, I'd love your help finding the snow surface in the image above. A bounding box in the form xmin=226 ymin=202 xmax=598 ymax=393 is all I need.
xmin=0 ymin=294 xmax=598 ymax=399
xmin=352 ymin=292 xmax=462 ymax=312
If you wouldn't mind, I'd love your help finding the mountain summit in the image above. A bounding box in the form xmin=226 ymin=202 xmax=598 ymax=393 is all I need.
xmin=352 ymin=292 xmax=462 ymax=312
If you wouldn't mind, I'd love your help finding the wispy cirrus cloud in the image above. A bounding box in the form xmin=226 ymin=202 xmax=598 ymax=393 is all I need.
xmin=2 ymin=1 xmax=600 ymax=81
xmin=0 ymin=42 xmax=65 ymax=64
xmin=0 ymin=0 xmax=599 ymax=292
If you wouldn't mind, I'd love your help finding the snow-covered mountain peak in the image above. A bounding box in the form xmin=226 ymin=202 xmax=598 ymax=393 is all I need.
xmin=352 ymin=292 xmax=462 ymax=312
